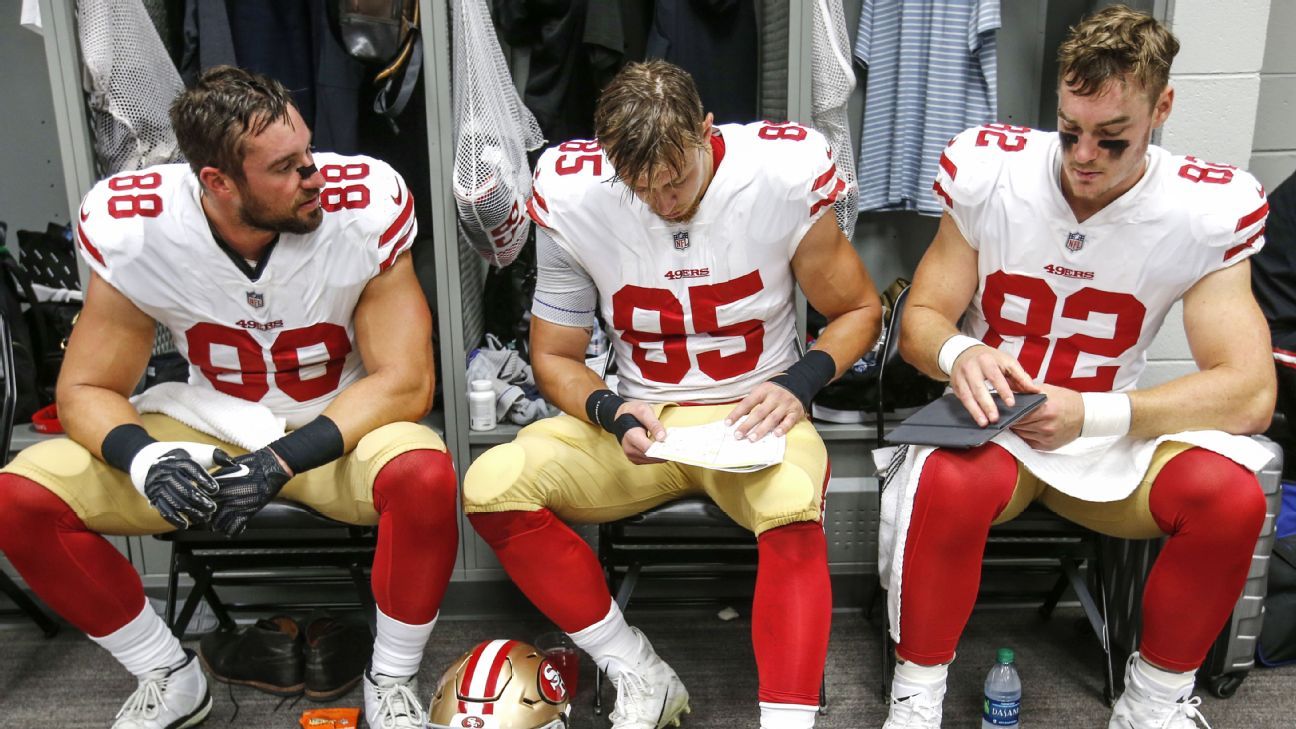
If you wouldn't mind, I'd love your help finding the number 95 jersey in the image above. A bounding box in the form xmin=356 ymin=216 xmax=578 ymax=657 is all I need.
xmin=74 ymin=153 xmax=417 ymax=428
xmin=934 ymin=125 xmax=1269 ymax=393
xmin=528 ymin=122 xmax=850 ymax=403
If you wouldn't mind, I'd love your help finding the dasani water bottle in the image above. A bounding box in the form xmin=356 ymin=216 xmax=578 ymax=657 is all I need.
xmin=982 ymin=647 xmax=1021 ymax=727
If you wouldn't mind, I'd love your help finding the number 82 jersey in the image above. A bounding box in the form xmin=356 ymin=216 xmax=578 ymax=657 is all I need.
xmin=935 ymin=125 xmax=1269 ymax=394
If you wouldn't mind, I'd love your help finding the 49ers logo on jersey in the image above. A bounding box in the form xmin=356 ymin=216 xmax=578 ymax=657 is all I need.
xmin=664 ymin=268 xmax=710 ymax=280
xmin=537 ymin=659 xmax=568 ymax=703
xmin=460 ymin=718 xmax=485 ymax=728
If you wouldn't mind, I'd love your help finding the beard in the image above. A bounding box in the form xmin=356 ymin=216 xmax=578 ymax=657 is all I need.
xmin=237 ymin=185 xmax=323 ymax=235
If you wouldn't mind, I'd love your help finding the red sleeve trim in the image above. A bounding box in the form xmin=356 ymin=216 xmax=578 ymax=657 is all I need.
xmin=526 ymin=196 xmax=548 ymax=227
xmin=379 ymin=192 xmax=415 ymax=248
xmin=939 ymin=151 xmax=958 ymax=181
xmin=809 ymin=178 xmax=846 ymax=216
xmin=379 ymin=227 xmax=415 ymax=272
xmin=1223 ymin=226 xmax=1264 ymax=262
xmin=812 ymin=165 xmax=838 ymax=192
xmin=1235 ymin=201 xmax=1269 ymax=233
xmin=932 ymin=180 xmax=953 ymax=208
xmin=531 ymin=188 xmax=549 ymax=213
xmin=76 ymin=223 xmax=105 ymax=267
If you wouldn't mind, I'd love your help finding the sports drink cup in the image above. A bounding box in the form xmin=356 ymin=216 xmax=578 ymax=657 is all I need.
xmin=534 ymin=632 xmax=580 ymax=697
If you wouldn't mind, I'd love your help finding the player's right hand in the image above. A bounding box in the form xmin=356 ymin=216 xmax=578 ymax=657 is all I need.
xmin=129 ymin=443 xmax=221 ymax=529
xmin=948 ymin=345 xmax=1040 ymax=427
xmin=614 ymin=400 xmax=667 ymax=466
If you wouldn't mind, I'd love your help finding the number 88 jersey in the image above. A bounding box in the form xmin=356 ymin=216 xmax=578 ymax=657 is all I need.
xmin=528 ymin=122 xmax=851 ymax=403
xmin=935 ymin=125 xmax=1269 ymax=393
xmin=74 ymin=153 xmax=417 ymax=427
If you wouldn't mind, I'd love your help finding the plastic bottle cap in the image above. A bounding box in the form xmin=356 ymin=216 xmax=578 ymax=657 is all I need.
xmin=470 ymin=379 xmax=493 ymax=392
xmin=997 ymin=648 xmax=1014 ymax=664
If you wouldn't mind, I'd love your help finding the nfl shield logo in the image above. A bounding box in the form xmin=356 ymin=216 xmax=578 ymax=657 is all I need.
xmin=1066 ymin=231 xmax=1086 ymax=252
xmin=672 ymin=230 xmax=690 ymax=251
xmin=246 ymin=291 xmax=265 ymax=308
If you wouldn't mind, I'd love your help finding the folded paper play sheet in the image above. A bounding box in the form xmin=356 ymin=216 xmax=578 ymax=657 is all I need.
xmin=645 ymin=418 xmax=786 ymax=472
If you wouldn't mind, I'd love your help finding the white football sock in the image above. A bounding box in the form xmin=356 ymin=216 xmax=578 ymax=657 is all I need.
xmin=371 ymin=608 xmax=436 ymax=679
xmin=1134 ymin=654 xmax=1195 ymax=697
xmin=89 ymin=600 xmax=187 ymax=679
xmin=896 ymin=653 xmax=948 ymax=684
xmin=759 ymin=701 xmax=817 ymax=729
xmin=567 ymin=600 xmax=648 ymax=679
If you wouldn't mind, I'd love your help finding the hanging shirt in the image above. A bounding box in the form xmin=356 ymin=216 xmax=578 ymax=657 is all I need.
xmin=854 ymin=0 xmax=1000 ymax=216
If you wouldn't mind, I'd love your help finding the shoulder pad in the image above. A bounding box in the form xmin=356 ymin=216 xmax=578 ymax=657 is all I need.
xmin=527 ymin=140 xmax=612 ymax=234
xmin=933 ymin=124 xmax=1048 ymax=210
xmin=315 ymin=153 xmax=417 ymax=273
xmin=1163 ymin=154 xmax=1269 ymax=265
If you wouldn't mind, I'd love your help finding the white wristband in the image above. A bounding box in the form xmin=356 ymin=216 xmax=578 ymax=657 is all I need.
xmin=128 ymin=441 xmax=219 ymax=496
xmin=937 ymin=335 xmax=984 ymax=376
xmin=1080 ymin=392 xmax=1131 ymax=438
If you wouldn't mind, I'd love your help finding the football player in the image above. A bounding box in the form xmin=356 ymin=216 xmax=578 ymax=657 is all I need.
xmin=463 ymin=60 xmax=882 ymax=729
xmin=0 ymin=67 xmax=456 ymax=729
xmin=882 ymin=7 xmax=1276 ymax=729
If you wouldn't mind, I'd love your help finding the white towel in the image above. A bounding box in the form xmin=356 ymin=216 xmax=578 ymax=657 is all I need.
xmin=876 ymin=429 xmax=1274 ymax=644
xmin=131 ymin=382 xmax=286 ymax=452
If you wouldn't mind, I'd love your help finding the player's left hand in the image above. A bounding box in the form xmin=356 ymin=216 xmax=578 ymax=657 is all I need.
xmin=1009 ymin=383 xmax=1084 ymax=451
xmin=725 ymin=380 xmax=805 ymax=441
xmin=209 ymin=447 xmax=293 ymax=537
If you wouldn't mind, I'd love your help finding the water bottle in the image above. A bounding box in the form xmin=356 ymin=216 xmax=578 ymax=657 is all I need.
xmin=982 ymin=648 xmax=1022 ymax=728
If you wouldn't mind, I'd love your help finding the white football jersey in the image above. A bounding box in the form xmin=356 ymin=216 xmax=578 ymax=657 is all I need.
xmin=935 ymin=124 xmax=1269 ymax=393
xmin=527 ymin=122 xmax=850 ymax=403
xmin=75 ymin=153 xmax=417 ymax=428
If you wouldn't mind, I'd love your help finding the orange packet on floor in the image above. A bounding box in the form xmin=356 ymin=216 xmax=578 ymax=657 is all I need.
xmin=299 ymin=707 xmax=361 ymax=728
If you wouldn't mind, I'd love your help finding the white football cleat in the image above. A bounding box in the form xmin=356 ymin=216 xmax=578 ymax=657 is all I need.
xmin=1109 ymin=653 xmax=1212 ymax=729
xmin=608 ymin=628 xmax=691 ymax=729
xmin=363 ymin=667 xmax=426 ymax=729
xmin=112 ymin=649 xmax=212 ymax=729
xmin=881 ymin=671 xmax=945 ymax=728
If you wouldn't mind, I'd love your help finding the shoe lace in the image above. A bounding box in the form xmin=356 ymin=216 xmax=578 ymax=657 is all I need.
xmin=116 ymin=674 xmax=169 ymax=722
xmin=1158 ymin=696 xmax=1212 ymax=729
xmin=609 ymin=670 xmax=657 ymax=724
xmin=373 ymin=679 xmax=425 ymax=729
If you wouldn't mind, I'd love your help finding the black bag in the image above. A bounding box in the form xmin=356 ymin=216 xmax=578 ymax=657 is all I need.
xmin=0 ymin=223 xmax=41 ymax=421
xmin=330 ymin=0 xmax=422 ymax=122
xmin=10 ymin=225 xmax=81 ymax=408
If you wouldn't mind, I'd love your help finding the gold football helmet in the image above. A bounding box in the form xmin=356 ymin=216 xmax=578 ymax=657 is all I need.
xmin=428 ymin=639 xmax=570 ymax=729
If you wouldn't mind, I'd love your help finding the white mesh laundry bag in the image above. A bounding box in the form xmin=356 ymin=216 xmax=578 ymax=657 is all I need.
xmin=810 ymin=0 xmax=858 ymax=240
xmin=78 ymin=0 xmax=185 ymax=173
xmin=451 ymin=0 xmax=545 ymax=268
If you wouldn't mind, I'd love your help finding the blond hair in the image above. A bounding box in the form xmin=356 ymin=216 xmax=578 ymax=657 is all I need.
xmin=594 ymin=60 xmax=707 ymax=190
xmin=1057 ymin=4 xmax=1180 ymax=101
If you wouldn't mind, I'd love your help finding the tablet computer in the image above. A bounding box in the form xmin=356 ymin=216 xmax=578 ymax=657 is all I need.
xmin=884 ymin=392 xmax=1048 ymax=449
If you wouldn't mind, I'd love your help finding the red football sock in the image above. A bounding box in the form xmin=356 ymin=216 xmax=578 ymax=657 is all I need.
xmin=0 ymin=474 xmax=145 ymax=636
xmin=468 ymin=508 xmax=612 ymax=632
xmin=370 ymin=449 xmax=459 ymax=624
xmin=896 ymin=444 xmax=1019 ymax=665
xmin=753 ymin=521 xmax=833 ymax=706
xmin=1140 ymin=448 xmax=1267 ymax=671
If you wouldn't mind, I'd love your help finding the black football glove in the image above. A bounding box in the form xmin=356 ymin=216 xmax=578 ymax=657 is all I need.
xmin=139 ymin=448 xmax=220 ymax=529
xmin=209 ymin=448 xmax=292 ymax=537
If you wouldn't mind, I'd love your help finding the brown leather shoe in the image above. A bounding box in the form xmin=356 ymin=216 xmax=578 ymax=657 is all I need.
xmin=198 ymin=615 xmax=304 ymax=696
xmin=304 ymin=614 xmax=373 ymax=701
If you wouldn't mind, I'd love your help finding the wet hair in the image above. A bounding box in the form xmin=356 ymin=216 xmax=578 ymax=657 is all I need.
xmin=170 ymin=65 xmax=298 ymax=181
xmin=1057 ymin=4 xmax=1180 ymax=103
xmin=594 ymin=60 xmax=707 ymax=191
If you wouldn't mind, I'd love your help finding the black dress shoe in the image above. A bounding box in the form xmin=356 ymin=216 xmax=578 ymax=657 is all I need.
xmin=198 ymin=615 xmax=304 ymax=696
xmin=304 ymin=614 xmax=373 ymax=701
